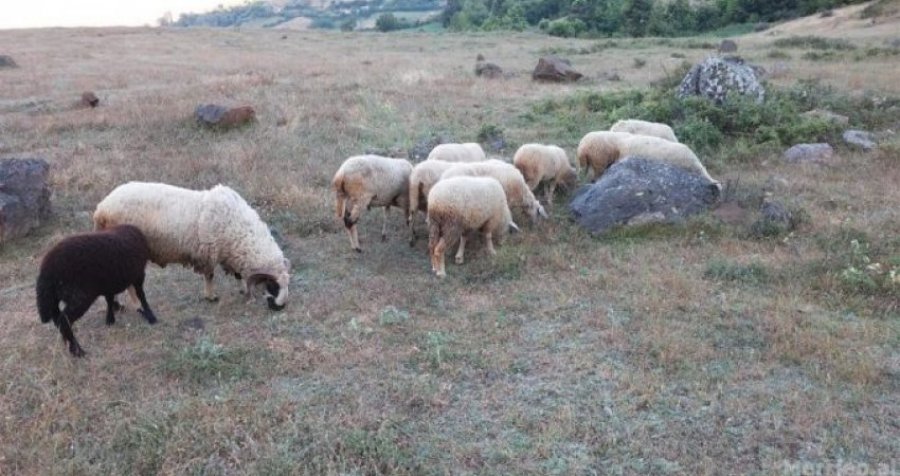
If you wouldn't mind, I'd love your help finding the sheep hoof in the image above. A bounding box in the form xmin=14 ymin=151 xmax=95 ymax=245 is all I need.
xmin=354 ymin=247 xmax=363 ymax=253
xmin=455 ymin=256 xmax=464 ymax=264
xmin=204 ymin=295 xmax=220 ymax=302
xmin=139 ymin=309 xmax=158 ymax=325
xmin=381 ymin=234 xmax=388 ymax=242
xmin=69 ymin=343 xmax=86 ymax=358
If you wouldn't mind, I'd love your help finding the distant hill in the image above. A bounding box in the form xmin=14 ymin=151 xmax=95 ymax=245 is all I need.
xmin=173 ymin=0 xmax=446 ymax=30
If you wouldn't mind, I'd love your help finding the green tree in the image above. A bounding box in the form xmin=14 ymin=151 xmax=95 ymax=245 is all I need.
xmin=622 ymin=0 xmax=654 ymax=37
xmin=375 ymin=13 xmax=402 ymax=32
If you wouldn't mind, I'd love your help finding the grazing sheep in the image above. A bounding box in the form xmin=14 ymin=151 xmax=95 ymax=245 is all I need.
xmin=512 ymin=143 xmax=577 ymax=206
xmin=427 ymin=176 xmax=519 ymax=278
xmin=610 ymin=119 xmax=679 ymax=142
xmin=36 ymin=225 xmax=158 ymax=357
xmin=333 ymin=154 xmax=413 ymax=252
xmin=576 ymin=131 xmax=632 ymax=181
xmin=93 ymin=182 xmax=291 ymax=310
xmin=619 ymin=134 xmax=719 ymax=187
xmin=408 ymin=159 xmax=457 ymax=245
xmin=426 ymin=142 xmax=487 ymax=162
xmin=577 ymin=132 xmax=719 ymax=188
xmin=441 ymin=159 xmax=548 ymax=222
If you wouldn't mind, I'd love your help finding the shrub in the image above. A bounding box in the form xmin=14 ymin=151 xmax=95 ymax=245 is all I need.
xmin=545 ymin=17 xmax=587 ymax=38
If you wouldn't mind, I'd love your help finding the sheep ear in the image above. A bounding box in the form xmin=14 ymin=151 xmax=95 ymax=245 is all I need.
xmin=508 ymin=222 xmax=520 ymax=234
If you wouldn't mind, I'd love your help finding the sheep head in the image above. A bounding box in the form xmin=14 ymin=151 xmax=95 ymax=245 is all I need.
xmin=247 ymin=258 xmax=290 ymax=311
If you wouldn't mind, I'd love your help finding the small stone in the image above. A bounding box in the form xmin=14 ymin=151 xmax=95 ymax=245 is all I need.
xmin=783 ymin=143 xmax=835 ymax=164
xmin=842 ymin=129 xmax=877 ymax=151
xmin=532 ymin=56 xmax=583 ymax=82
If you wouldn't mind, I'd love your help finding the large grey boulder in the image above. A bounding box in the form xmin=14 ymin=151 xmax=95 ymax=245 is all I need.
xmin=569 ymin=157 xmax=719 ymax=235
xmin=843 ymin=129 xmax=877 ymax=151
xmin=677 ymin=56 xmax=765 ymax=105
xmin=0 ymin=158 xmax=51 ymax=244
xmin=532 ymin=56 xmax=583 ymax=82
xmin=783 ymin=143 xmax=835 ymax=164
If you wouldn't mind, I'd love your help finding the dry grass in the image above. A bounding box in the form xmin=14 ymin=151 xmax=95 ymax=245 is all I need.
xmin=0 ymin=21 xmax=898 ymax=475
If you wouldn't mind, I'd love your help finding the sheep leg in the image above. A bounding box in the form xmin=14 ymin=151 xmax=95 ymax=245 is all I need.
xmin=484 ymin=231 xmax=497 ymax=256
xmin=104 ymin=294 xmax=118 ymax=325
xmin=343 ymin=198 xmax=368 ymax=253
xmin=545 ymin=181 xmax=556 ymax=207
xmin=203 ymin=272 xmax=219 ymax=302
xmin=455 ymin=235 xmax=466 ymax=264
xmin=57 ymin=299 xmax=91 ymax=357
xmin=433 ymin=237 xmax=448 ymax=278
xmin=133 ymin=281 xmax=158 ymax=324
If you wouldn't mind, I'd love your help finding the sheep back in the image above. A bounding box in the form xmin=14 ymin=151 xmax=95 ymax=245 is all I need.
xmin=426 ymin=143 xmax=487 ymax=162
xmin=441 ymin=160 xmax=543 ymax=219
xmin=618 ymin=135 xmax=717 ymax=184
xmin=513 ymin=143 xmax=574 ymax=188
xmin=333 ymin=155 xmax=413 ymax=211
xmin=611 ymin=119 xmax=679 ymax=142
xmin=427 ymin=176 xmax=513 ymax=239
xmin=409 ymin=159 xmax=456 ymax=215
xmin=576 ymin=131 xmax=631 ymax=175
xmin=36 ymin=225 xmax=151 ymax=324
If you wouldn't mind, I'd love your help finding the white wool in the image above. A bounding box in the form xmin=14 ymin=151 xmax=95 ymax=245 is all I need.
xmin=426 ymin=142 xmax=487 ymax=162
xmin=332 ymin=154 xmax=413 ymax=251
xmin=611 ymin=119 xmax=679 ymax=142
xmin=512 ymin=143 xmax=576 ymax=204
xmin=93 ymin=182 xmax=290 ymax=306
xmin=440 ymin=159 xmax=546 ymax=221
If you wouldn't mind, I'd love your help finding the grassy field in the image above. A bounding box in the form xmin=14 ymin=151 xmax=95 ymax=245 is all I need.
xmin=0 ymin=8 xmax=898 ymax=475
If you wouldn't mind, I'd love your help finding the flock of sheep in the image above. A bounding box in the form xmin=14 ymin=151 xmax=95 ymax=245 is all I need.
xmin=35 ymin=119 xmax=719 ymax=356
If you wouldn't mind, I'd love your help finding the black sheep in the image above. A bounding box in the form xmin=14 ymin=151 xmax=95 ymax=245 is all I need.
xmin=36 ymin=224 xmax=158 ymax=357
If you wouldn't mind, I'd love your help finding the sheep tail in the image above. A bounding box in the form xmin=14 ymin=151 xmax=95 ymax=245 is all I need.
xmin=35 ymin=273 xmax=59 ymax=324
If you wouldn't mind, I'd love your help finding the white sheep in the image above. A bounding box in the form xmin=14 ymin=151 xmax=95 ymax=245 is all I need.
xmin=332 ymin=154 xmax=413 ymax=252
xmin=408 ymin=159 xmax=457 ymax=245
xmin=512 ymin=143 xmax=577 ymax=206
xmin=427 ymin=176 xmax=519 ymax=278
xmin=576 ymin=131 xmax=719 ymax=188
xmin=440 ymin=159 xmax=548 ymax=222
xmin=610 ymin=119 xmax=679 ymax=142
xmin=619 ymin=134 xmax=719 ymax=187
xmin=576 ymin=131 xmax=632 ymax=181
xmin=93 ymin=182 xmax=291 ymax=310
xmin=426 ymin=142 xmax=487 ymax=162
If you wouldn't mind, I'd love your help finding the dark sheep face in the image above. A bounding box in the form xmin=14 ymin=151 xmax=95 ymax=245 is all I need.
xmin=264 ymin=280 xmax=284 ymax=311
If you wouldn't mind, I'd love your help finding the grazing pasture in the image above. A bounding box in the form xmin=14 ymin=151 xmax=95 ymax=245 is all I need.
xmin=0 ymin=17 xmax=897 ymax=475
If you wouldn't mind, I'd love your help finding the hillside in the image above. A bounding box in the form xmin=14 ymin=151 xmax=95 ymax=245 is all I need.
xmin=174 ymin=0 xmax=445 ymax=29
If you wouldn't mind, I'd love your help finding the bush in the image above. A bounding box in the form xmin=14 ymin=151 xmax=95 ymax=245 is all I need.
xmin=375 ymin=13 xmax=406 ymax=32
xmin=545 ymin=17 xmax=586 ymax=37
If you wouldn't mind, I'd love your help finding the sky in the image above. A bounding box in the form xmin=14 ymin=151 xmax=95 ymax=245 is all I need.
xmin=0 ymin=0 xmax=244 ymax=29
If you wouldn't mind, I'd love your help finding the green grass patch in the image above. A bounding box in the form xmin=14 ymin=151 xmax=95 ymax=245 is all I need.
xmin=772 ymin=35 xmax=857 ymax=50
xmin=704 ymin=260 xmax=770 ymax=285
xmin=519 ymin=77 xmax=898 ymax=162
xmin=160 ymin=337 xmax=262 ymax=385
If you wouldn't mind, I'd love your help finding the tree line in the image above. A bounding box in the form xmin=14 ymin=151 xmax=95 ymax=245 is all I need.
xmin=440 ymin=0 xmax=869 ymax=37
